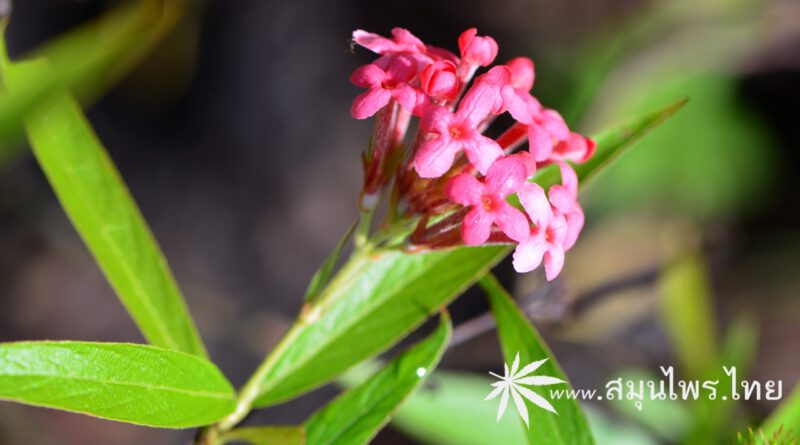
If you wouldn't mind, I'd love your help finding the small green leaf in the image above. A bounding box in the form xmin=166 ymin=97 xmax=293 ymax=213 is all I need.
xmin=0 ymin=39 xmax=206 ymax=356
xmin=305 ymin=220 xmax=357 ymax=301
xmin=304 ymin=313 xmax=451 ymax=445
xmin=481 ymin=274 xmax=595 ymax=445
xmin=0 ymin=341 xmax=235 ymax=428
xmin=222 ymin=426 xmax=305 ymax=445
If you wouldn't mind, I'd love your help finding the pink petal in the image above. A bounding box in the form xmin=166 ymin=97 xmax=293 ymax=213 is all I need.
xmin=507 ymin=57 xmax=535 ymax=91
xmin=351 ymin=88 xmax=392 ymax=120
xmin=352 ymin=30 xmax=399 ymax=54
xmin=378 ymin=54 xmax=417 ymax=83
xmin=548 ymin=185 xmax=574 ymax=215
xmin=390 ymin=27 xmax=426 ymax=52
xmin=544 ymin=245 xmax=565 ymax=281
xmin=463 ymin=135 xmax=503 ymax=175
xmin=538 ymin=109 xmax=569 ymax=142
xmin=462 ymin=206 xmax=494 ymax=245
xmin=563 ymin=206 xmax=584 ymax=251
xmin=421 ymin=105 xmax=453 ymax=134
xmin=559 ymin=133 xmax=596 ymax=163
xmin=445 ymin=174 xmax=485 ymax=206
xmin=350 ymin=63 xmax=387 ymax=88
xmin=414 ymin=138 xmax=460 ymax=178
xmin=513 ymin=237 xmax=546 ymax=273
xmin=426 ymin=45 xmax=460 ymax=64
xmin=528 ymin=124 xmax=554 ymax=162
xmin=504 ymin=90 xmax=534 ymax=124
xmin=458 ymin=28 xmax=498 ymax=66
xmin=392 ymin=84 xmax=420 ymax=112
xmin=494 ymin=202 xmax=530 ymax=242
xmin=484 ymin=156 xmax=527 ymax=197
xmin=518 ymin=182 xmax=552 ymax=227
xmin=456 ymin=83 xmax=495 ymax=127
xmin=550 ymin=213 xmax=568 ymax=246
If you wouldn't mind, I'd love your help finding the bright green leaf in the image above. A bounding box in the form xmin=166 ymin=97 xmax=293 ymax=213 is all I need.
xmin=481 ymin=273 xmax=595 ymax=445
xmin=305 ymin=313 xmax=451 ymax=445
xmin=222 ymin=426 xmax=305 ymax=445
xmin=0 ymin=41 xmax=206 ymax=356
xmin=250 ymin=246 xmax=505 ymax=408
xmin=760 ymin=384 xmax=800 ymax=445
xmin=0 ymin=341 xmax=234 ymax=428
xmin=224 ymin=98 xmax=684 ymax=423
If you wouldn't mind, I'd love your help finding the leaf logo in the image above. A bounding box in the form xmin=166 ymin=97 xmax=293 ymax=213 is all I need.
xmin=484 ymin=352 xmax=565 ymax=428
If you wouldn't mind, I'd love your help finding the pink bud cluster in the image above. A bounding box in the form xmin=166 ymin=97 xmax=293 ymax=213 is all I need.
xmin=350 ymin=28 xmax=596 ymax=280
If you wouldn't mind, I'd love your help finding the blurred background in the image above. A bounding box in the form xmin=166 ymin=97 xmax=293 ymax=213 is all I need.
xmin=0 ymin=0 xmax=798 ymax=443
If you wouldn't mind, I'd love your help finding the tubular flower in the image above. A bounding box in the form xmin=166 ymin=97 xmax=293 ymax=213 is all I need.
xmin=414 ymin=83 xmax=503 ymax=177
xmin=350 ymin=55 xmax=419 ymax=120
xmin=348 ymin=27 xmax=596 ymax=278
xmin=445 ymin=156 xmax=531 ymax=245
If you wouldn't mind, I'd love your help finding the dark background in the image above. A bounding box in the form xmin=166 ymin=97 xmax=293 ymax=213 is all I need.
xmin=0 ymin=0 xmax=798 ymax=443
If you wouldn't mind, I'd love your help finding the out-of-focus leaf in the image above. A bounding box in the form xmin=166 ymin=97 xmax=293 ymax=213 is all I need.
xmin=304 ymin=313 xmax=451 ymax=445
xmin=224 ymin=99 xmax=684 ymax=423
xmin=481 ymin=273 xmax=594 ymax=445
xmin=607 ymin=369 xmax=693 ymax=443
xmin=304 ymin=220 xmax=357 ymax=301
xmin=0 ymin=42 xmax=206 ymax=356
xmin=658 ymin=252 xmax=718 ymax=380
xmin=222 ymin=426 xmax=305 ymax=445
xmin=0 ymin=342 xmax=234 ymax=428
xmin=391 ymin=371 xmax=655 ymax=445
xmin=760 ymin=385 xmax=800 ymax=445
xmin=584 ymin=75 xmax=777 ymax=219
xmin=0 ymin=1 xmax=182 ymax=149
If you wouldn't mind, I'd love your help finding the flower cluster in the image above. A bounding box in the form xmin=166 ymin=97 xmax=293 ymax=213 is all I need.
xmin=350 ymin=28 xmax=595 ymax=280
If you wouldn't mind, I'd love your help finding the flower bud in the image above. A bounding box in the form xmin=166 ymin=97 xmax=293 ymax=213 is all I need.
xmin=420 ymin=60 xmax=459 ymax=101
xmin=458 ymin=28 xmax=498 ymax=67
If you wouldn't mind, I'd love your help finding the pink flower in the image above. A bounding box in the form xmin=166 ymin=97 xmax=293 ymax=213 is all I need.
xmin=445 ymin=156 xmax=531 ymax=245
xmin=414 ymin=83 xmax=503 ymax=177
xmin=524 ymin=102 xmax=570 ymax=162
xmin=513 ymin=182 xmax=567 ymax=280
xmin=420 ymin=60 xmax=460 ymax=101
xmin=548 ymin=162 xmax=584 ymax=250
xmin=550 ymin=132 xmax=596 ymax=163
xmin=458 ymin=28 xmax=498 ymax=67
xmin=350 ymin=55 xmax=419 ymax=120
xmin=474 ymin=65 xmax=513 ymax=114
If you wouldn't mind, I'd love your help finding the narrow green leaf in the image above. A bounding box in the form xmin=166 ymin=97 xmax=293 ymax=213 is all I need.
xmin=252 ymin=246 xmax=505 ymax=408
xmin=0 ymin=342 xmax=235 ymax=428
xmin=304 ymin=220 xmax=357 ymax=301
xmin=481 ymin=273 xmax=595 ymax=445
xmin=226 ymin=98 xmax=685 ymax=422
xmin=305 ymin=313 xmax=451 ymax=445
xmin=222 ymin=426 xmax=305 ymax=445
xmin=0 ymin=41 xmax=206 ymax=356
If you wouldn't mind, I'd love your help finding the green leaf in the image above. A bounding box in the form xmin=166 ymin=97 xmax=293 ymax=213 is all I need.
xmin=0 ymin=341 xmax=235 ymax=428
xmin=481 ymin=273 xmax=595 ymax=445
xmin=304 ymin=313 xmax=451 ymax=445
xmin=222 ymin=426 xmax=305 ymax=445
xmin=251 ymin=246 xmax=505 ymax=408
xmin=0 ymin=40 xmax=206 ymax=356
xmin=304 ymin=220 xmax=357 ymax=301
xmin=222 ymin=98 xmax=685 ymax=425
